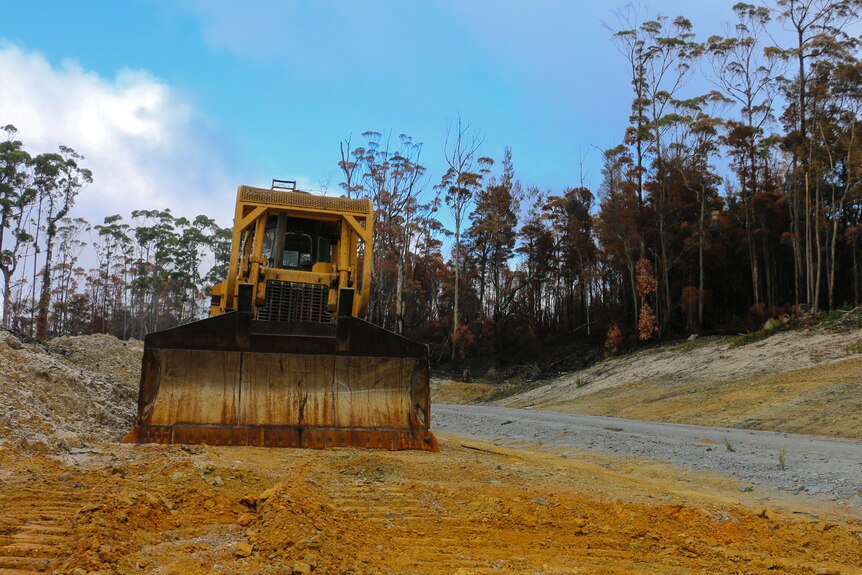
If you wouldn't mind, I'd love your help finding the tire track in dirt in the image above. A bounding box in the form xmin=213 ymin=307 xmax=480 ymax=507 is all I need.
xmin=0 ymin=490 xmax=87 ymax=575
xmin=326 ymin=480 xmax=505 ymax=574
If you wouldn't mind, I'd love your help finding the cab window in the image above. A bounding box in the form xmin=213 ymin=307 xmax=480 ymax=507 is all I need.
xmin=283 ymin=233 xmax=313 ymax=268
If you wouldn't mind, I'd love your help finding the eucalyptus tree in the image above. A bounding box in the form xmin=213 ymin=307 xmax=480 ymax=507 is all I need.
xmin=708 ymin=3 xmax=784 ymax=306
xmin=0 ymin=125 xmax=36 ymax=328
xmin=771 ymin=0 xmax=862 ymax=310
xmin=439 ymin=117 xmax=492 ymax=360
xmin=131 ymin=209 xmax=178 ymax=335
xmin=93 ymin=214 xmax=132 ymax=335
xmin=815 ymin=50 xmax=862 ymax=310
xmin=543 ymin=187 xmax=596 ymax=334
xmin=51 ymin=217 xmax=89 ymax=335
xmin=597 ymin=145 xmax=641 ymax=327
xmin=464 ymin=166 xmax=519 ymax=353
xmin=33 ymin=146 xmax=91 ymax=339
xmin=667 ymin=97 xmax=726 ymax=331
xmin=344 ymin=131 xmax=430 ymax=332
xmin=612 ymin=11 xmax=699 ymax=332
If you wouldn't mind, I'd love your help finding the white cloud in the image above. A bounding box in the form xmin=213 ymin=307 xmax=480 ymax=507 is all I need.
xmin=0 ymin=43 xmax=237 ymax=227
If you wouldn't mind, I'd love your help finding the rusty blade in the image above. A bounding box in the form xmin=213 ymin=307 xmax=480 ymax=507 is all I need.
xmin=125 ymin=310 xmax=436 ymax=452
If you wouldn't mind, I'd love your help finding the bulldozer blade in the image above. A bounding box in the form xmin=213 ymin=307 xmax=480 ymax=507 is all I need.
xmin=123 ymin=309 xmax=438 ymax=452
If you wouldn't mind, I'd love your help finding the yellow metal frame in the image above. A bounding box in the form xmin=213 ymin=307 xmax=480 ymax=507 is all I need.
xmin=211 ymin=185 xmax=373 ymax=319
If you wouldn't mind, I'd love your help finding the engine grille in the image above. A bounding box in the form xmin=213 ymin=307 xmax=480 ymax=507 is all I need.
xmin=257 ymin=281 xmax=332 ymax=323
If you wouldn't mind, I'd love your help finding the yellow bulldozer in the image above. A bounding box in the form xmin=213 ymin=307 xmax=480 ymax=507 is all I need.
xmin=123 ymin=180 xmax=438 ymax=451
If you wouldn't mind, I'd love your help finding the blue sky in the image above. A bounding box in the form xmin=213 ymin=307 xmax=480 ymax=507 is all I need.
xmin=0 ymin=1 xmax=807 ymax=227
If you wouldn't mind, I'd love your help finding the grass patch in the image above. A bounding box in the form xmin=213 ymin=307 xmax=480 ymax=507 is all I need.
xmin=673 ymin=335 xmax=723 ymax=353
xmin=846 ymin=342 xmax=862 ymax=356
xmin=732 ymin=330 xmax=774 ymax=347
xmin=490 ymin=373 xmax=589 ymax=402
xmin=822 ymin=308 xmax=850 ymax=323
xmin=819 ymin=306 xmax=862 ymax=330
xmin=732 ymin=320 xmax=785 ymax=347
xmin=488 ymin=377 xmax=555 ymax=401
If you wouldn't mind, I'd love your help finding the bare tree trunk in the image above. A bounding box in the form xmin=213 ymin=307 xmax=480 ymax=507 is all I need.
xmin=823 ymin=122 xmax=853 ymax=312
xmin=451 ymin=226 xmax=460 ymax=362
xmin=698 ymin=187 xmax=705 ymax=331
xmin=854 ymin=239 xmax=859 ymax=306
xmin=30 ymin=227 xmax=41 ymax=335
xmin=660 ymin=218 xmax=672 ymax=334
xmin=788 ymin=184 xmax=803 ymax=305
xmin=799 ymin=19 xmax=813 ymax=308
xmin=586 ymin=274 xmax=592 ymax=337
xmin=1 ymin=269 xmax=11 ymax=329
xmin=626 ymin=251 xmax=637 ymax=329
xmin=813 ymin=180 xmax=822 ymax=313
xmin=828 ymin=213 xmax=838 ymax=312
xmin=35 ymin=236 xmax=54 ymax=340
xmin=746 ymin=193 xmax=761 ymax=306
xmin=805 ymin=171 xmax=813 ymax=306
xmin=760 ymin=214 xmax=773 ymax=309
xmin=395 ymin=254 xmax=404 ymax=335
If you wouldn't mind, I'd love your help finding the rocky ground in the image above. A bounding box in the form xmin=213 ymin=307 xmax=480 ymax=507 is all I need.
xmin=0 ymin=332 xmax=140 ymax=451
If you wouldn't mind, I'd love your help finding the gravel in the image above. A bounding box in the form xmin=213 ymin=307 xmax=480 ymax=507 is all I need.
xmin=0 ymin=331 xmax=140 ymax=451
xmin=433 ymin=404 xmax=862 ymax=508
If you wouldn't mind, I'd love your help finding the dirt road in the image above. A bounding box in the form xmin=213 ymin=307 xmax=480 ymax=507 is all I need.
xmin=434 ymin=404 xmax=862 ymax=510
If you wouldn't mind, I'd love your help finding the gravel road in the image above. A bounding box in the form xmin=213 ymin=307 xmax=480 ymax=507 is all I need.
xmin=433 ymin=404 xmax=862 ymax=507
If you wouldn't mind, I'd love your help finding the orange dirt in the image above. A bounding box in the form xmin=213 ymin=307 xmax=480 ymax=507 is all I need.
xmin=1 ymin=436 xmax=861 ymax=575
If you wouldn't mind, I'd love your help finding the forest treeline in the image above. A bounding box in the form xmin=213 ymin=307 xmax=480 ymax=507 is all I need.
xmin=1 ymin=1 xmax=860 ymax=363
xmin=0 ymin=129 xmax=232 ymax=340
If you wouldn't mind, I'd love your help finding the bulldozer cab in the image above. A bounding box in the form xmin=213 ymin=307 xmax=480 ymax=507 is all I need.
xmin=124 ymin=182 xmax=437 ymax=452
xmin=262 ymin=216 xmax=334 ymax=268
xmin=210 ymin=184 xmax=373 ymax=322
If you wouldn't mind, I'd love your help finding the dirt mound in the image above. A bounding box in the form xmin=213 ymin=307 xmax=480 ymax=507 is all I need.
xmin=491 ymin=325 xmax=862 ymax=440
xmin=0 ymin=331 xmax=142 ymax=451
xmin=499 ymin=326 xmax=862 ymax=404
xmin=47 ymin=333 xmax=143 ymax=386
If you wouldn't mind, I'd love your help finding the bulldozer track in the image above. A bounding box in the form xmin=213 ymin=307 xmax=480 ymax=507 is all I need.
xmin=327 ymin=481 xmax=504 ymax=574
xmin=0 ymin=490 xmax=84 ymax=575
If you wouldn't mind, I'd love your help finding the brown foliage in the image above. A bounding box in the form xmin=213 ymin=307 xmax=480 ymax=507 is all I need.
xmin=605 ymin=323 xmax=624 ymax=355
xmin=635 ymin=259 xmax=657 ymax=298
xmin=638 ymin=302 xmax=658 ymax=341
xmin=452 ymin=324 xmax=477 ymax=359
